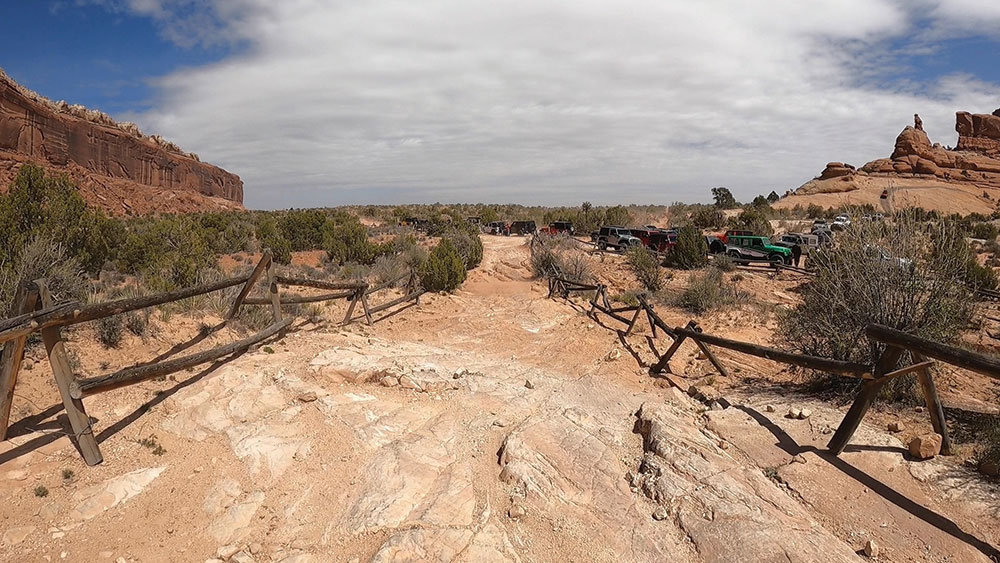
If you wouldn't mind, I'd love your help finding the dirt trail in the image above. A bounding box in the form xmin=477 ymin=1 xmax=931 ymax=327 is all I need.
xmin=1 ymin=236 xmax=998 ymax=562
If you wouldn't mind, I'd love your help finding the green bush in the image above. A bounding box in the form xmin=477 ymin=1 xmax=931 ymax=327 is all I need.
xmin=712 ymin=254 xmax=737 ymax=272
xmin=675 ymin=268 xmax=746 ymax=314
xmin=665 ymin=225 xmax=708 ymax=270
xmin=690 ymin=207 xmax=724 ymax=229
xmin=0 ymin=237 xmax=88 ymax=317
xmin=97 ymin=315 xmax=124 ymax=348
xmin=444 ymin=224 xmax=483 ymax=270
xmin=626 ymin=246 xmax=662 ymax=291
xmin=420 ymin=239 xmax=467 ymax=292
xmin=728 ymin=207 xmax=773 ymax=236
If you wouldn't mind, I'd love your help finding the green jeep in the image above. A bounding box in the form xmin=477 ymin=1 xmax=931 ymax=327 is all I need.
xmin=725 ymin=235 xmax=792 ymax=264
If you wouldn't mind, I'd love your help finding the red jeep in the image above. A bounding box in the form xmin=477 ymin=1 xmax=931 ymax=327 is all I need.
xmin=539 ymin=221 xmax=574 ymax=235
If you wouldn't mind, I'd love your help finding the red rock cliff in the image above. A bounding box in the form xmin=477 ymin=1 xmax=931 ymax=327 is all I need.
xmin=956 ymin=110 xmax=1000 ymax=158
xmin=0 ymin=70 xmax=243 ymax=214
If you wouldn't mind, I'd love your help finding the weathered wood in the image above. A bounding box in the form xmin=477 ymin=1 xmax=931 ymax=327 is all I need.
xmin=266 ymin=261 xmax=283 ymax=323
xmin=689 ymin=322 xmax=731 ymax=378
xmin=912 ymin=353 xmax=953 ymax=455
xmin=274 ymin=275 xmax=367 ymax=291
xmin=827 ymin=346 xmax=904 ymax=455
xmin=71 ymin=318 xmax=293 ymax=399
xmin=367 ymin=289 xmax=425 ymax=316
xmin=361 ymin=293 xmax=374 ymax=325
xmin=342 ymin=288 xmax=362 ymax=326
xmin=227 ymin=250 xmax=272 ymax=320
xmin=624 ymin=307 xmax=643 ymax=337
xmin=37 ymin=281 xmax=103 ymax=466
xmin=0 ymin=284 xmax=39 ymax=440
xmin=588 ymin=301 xmax=634 ymax=325
xmin=0 ymin=301 xmax=81 ymax=345
xmin=865 ymin=324 xmax=1000 ymax=380
xmin=244 ymin=290 xmax=355 ymax=305
xmin=637 ymin=295 xmax=676 ymax=339
xmin=881 ymin=360 xmax=935 ymax=381
xmin=673 ymin=326 xmax=872 ymax=377
xmin=650 ymin=334 xmax=687 ymax=374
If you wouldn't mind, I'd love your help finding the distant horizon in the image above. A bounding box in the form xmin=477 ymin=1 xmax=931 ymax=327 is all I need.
xmin=2 ymin=1 xmax=1000 ymax=209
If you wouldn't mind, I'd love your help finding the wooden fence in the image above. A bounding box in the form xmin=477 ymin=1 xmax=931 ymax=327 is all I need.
xmin=0 ymin=250 xmax=423 ymax=465
xmin=545 ymin=273 xmax=1000 ymax=457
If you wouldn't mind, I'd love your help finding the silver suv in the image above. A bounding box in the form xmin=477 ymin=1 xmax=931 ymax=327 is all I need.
xmin=596 ymin=226 xmax=641 ymax=251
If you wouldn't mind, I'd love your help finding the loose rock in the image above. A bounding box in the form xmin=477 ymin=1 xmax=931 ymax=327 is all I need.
xmin=652 ymin=507 xmax=669 ymax=521
xmin=508 ymin=504 xmax=526 ymax=520
xmin=764 ymin=405 xmax=776 ymax=413
xmin=887 ymin=421 xmax=903 ymax=433
xmin=908 ymin=434 xmax=942 ymax=460
xmin=863 ymin=539 xmax=879 ymax=558
xmin=524 ymin=379 xmax=534 ymax=389
xmin=297 ymin=391 xmax=317 ymax=403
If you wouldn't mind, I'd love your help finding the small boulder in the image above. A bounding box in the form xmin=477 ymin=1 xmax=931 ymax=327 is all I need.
xmin=797 ymin=408 xmax=812 ymax=420
xmin=508 ymin=503 xmax=526 ymax=519
xmin=786 ymin=408 xmax=802 ymax=419
xmin=399 ymin=375 xmax=421 ymax=390
xmin=887 ymin=421 xmax=903 ymax=433
xmin=231 ymin=552 xmax=255 ymax=563
xmin=606 ymin=348 xmax=621 ymax=361
xmin=908 ymin=434 xmax=942 ymax=460
xmin=217 ymin=545 xmax=240 ymax=560
xmin=380 ymin=375 xmax=399 ymax=387
xmin=296 ymin=391 xmax=318 ymax=403
xmin=652 ymin=507 xmax=669 ymax=521
xmin=863 ymin=539 xmax=879 ymax=558
xmin=764 ymin=404 xmax=776 ymax=413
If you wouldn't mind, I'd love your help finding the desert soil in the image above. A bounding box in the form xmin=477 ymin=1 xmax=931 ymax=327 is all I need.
xmin=2 ymin=236 xmax=999 ymax=562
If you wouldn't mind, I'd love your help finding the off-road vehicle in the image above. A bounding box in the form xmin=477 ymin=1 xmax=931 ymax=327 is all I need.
xmin=706 ymin=229 xmax=753 ymax=254
xmin=539 ymin=221 xmax=574 ymax=235
xmin=725 ymin=235 xmax=792 ymax=264
xmin=596 ymin=226 xmax=642 ymax=251
xmin=509 ymin=220 xmax=537 ymax=236
xmin=486 ymin=221 xmax=509 ymax=235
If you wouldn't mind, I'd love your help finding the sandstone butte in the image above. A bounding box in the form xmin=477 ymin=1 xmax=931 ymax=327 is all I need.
xmin=776 ymin=108 xmax=1000 ymax=216
xmin=0 ymin=69 xmax=243 ymax=216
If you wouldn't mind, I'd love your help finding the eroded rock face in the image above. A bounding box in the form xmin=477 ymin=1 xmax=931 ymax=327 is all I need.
xmin=790 ymin=110 xmax=1000 ymax=210
xmin=0 ymin=70 xmax=242 ymax=214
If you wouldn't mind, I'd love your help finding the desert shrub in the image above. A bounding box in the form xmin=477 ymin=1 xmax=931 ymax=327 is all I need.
xmin=690 ymin=207 xmax=725 ymax=229
xmin=626 ymin=246 xmax=662 ymax=291
xmin=125 ymin=312 xmax=148 ymax=337
xmin=278 ymin=209 xmax=329 ymax=251
xmin=96 ymin=315 xmax=124 ymax=348
xmin=255 ymin=216 xmax=292 ymax=264
xmin=444 ymin=224 xmax=484 ymax=269
xmin=674 ymin=268 xmax=747 ymax=314
xmin=712 ymin=254 xmax=737 ymax=272
xmin=371 ymin=254 xmax=408 ymax=286
xmin=781 ymin=215 xmax=978 ymax=400
xmin=665 ymin=225 xmax=708 ymax=270
xmin=322 ymin=214 xmax=386 ymax=266
xmin=560 ymin=252 xmax=592 ymax=284
xmin=728 ymin=207 xmax=773 ymax=236
xmin=977 ymin=422 xmax=1000 ymax=470
xmin=420 ymin=239 xmax=467 ymax=292
xmin=0 ymin=237 xmax=89 ymax=317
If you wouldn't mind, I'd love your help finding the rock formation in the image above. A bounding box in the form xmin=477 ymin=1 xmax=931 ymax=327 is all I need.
xmin=780 ymin=109 xmax=1000 ymax=215
xmin=0 ymin=69 xmax=243 ymax=215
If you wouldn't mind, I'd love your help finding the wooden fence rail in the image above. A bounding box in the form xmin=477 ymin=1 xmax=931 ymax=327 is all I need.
xmin=0 ymin=249 xmax=426 ymax=465
xmin=541 ymin=270 xmax=999 ymax=458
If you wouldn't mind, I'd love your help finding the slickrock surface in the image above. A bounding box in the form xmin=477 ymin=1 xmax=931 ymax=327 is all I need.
xmin=1 ymin=236 xmax=998 ymax=562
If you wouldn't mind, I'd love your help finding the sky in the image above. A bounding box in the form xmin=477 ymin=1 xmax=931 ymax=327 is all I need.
xmin=2 ymin=1 xmax=1000 ymax=210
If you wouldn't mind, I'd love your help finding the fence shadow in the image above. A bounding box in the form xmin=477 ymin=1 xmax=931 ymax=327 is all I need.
xmin=735 ymin=404 xmax=1000 ymax=561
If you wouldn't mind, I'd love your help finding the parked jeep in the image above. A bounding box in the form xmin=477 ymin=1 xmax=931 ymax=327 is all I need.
xmin=706 ymin=229 xmax=753 ymax=254
xmin=726 ymin=235 xmax=792 ymax=264
xmin=773 ymin=232 xmax=819 ymax=251
xmin=486 ymin=221 xmax=509 ymax=235
xmin=539 ymin=221 xmax=574 ymax=235
xmin=596 ymin=226 xmax=642 ymax=251
xmin=509 ymin=220 xmax=537 ymax=236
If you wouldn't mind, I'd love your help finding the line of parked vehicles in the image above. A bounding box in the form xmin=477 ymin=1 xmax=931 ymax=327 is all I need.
xmin=475 ymin=212 xmax=910 ymax=267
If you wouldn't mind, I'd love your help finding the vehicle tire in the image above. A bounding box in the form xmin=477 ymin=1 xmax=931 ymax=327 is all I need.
xmin=768 ymin=253 xmax=783 ymax=264
xmin=598 ymin=241 xmax=607 ymax=251
xmin=727 ymin=249 xmax=742 ymax=261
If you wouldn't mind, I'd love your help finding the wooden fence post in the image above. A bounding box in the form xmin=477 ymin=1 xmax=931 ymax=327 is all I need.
xmin=650 ymin=332 xmax=687 ymax=374
xmin=624 ymin=307 xmax=643 ymax=337
xmin=36 ymin=280 xmax=103 ymax=466
xmin=690 ymin=321 xmax=731 ymax=378
xmin=227 ymin=249 xmax=272 ymax=320
xmin=342 ymin=285 xmax=364 ymax=326
xmin=827 ymin=345 xmax=904 ymax=455
xmin=912 ymin=352 xmax=953 ymax=455
xmin=265 ymin=259 xmax=282 ymax=323
xmin=0 ymin=283 xmax=39 ymax=440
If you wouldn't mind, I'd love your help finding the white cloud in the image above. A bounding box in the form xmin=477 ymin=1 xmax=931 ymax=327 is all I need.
xmin=109 ymin=0 xmax=1000 ymax=208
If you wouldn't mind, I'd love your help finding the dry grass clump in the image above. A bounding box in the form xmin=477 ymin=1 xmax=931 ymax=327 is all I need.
xmin=530 ymin=234 xmax=592 ymax=283
xmin=673 ymin=268 xmax=748 ymax=314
